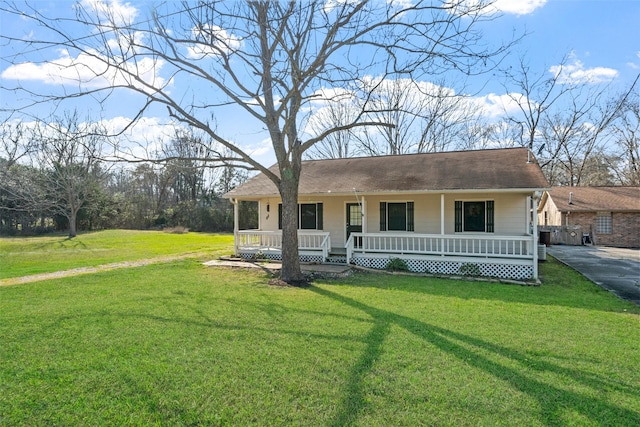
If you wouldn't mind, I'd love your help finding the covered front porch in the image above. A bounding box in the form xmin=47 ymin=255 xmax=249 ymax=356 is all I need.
xmin=234 ymin=230 xmax=539 ymax=280
xmin=224 ymin=148 xmax=549 ymax=282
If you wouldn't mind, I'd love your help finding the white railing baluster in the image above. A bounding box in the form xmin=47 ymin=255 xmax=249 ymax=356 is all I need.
xmin=344 ymin=232 xmax=532 ymax=260
xmin=238 ymin=231 xmax=533 ymax=264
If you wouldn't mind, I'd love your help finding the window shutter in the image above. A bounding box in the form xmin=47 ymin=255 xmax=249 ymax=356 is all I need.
xmin=317 ymin=203 xmax=323 ymax=230
xmin=380 ymin=202 xmax=387 ymax=231
xmin=486 ymin=200 xmax=494 ymax=233
xmin=407 ymin=202 xmax=414 ymax=232
xmin=278 ymin=204 xmax=282 ymax=230
xmin=455 ymin=201 xmax=462 ymax=232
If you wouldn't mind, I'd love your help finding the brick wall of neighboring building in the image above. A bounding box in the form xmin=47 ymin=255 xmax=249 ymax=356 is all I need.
xmin=603 ymin=212 xmax=640 ymax=248
xmin=566 ymin=211 xmax=595 ymax=233
xmin=566 ymin=211 xmax=640 ymax=248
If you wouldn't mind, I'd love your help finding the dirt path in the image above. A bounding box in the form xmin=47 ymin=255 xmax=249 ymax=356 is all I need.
xmin=0 ymin=254 xmax=202 ymax=287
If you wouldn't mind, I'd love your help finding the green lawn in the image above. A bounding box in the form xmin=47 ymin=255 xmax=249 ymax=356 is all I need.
xmin=0 ymin=229 xmax=233 ymax=279
xmin=1 ymin=232 xmax=639 ymax=426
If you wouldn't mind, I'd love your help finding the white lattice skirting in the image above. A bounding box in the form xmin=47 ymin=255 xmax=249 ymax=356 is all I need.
xmin=239 ymin=251 xmax=282 ymax=261
xmin=352 ymin=255 xmax=533 ymax=280
xmin=238 ymin=251 xmax=533 ymax=280
xmin=239 ymin=251 xmax=324 ymax=264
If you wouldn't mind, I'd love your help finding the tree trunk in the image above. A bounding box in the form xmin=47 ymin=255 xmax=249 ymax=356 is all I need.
xmin=68 ymin=210 xmax=78 ymax=238
xmin=279 ymin=167 xmax=304 ymax=284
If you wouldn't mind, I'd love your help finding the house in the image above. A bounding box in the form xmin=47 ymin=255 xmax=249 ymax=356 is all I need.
xmin=537 ymin=186 xmax=640 ymax=248
xmin=224 ymin=147 xmax=550 ymax=280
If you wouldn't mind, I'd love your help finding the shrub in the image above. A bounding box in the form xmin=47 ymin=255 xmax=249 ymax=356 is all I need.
xmin=163 ymin=226 xmax=189 ymax=234
xmin=251 ymin=250 xmax=268 ymax=261
xmin=386 ymin=257 xmax=409 ymax=272
xmin=458 ymin=262 xmax=481 ymax=276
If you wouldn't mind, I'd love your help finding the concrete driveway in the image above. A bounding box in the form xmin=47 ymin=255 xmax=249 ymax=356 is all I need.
xmin=547 ymin=245 xmax=640 ymax=305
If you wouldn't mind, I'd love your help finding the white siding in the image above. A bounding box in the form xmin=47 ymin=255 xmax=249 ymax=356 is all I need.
xmin=537 ymin=196 xmax=563 ymax=226
xmin=316 ymin=196 xmax=349 ymax=247
xmin=493 ymin=193 xmax=528 ymax=234
xmin=259 ymin=199 xmax=280 ymax=231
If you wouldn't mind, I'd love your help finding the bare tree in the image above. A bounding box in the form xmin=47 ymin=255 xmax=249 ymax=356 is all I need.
xmin=499 ymin=56 xmax=576 ymax=165
xmin=0 ymin=113 xmax=108 ymax=237
xmin=1 ymin=0 xmax=510 ymax=283
xmin=340 ymin=78 xmax=479 ymax=156
xmin=609 ymin=85 xmax=640 ymax=185
xmin=578 ymin=150 xmax=617 ymax=186
xmin=0 ymin=120 xmax=34 ymax=167
xmin=542 ymin=76 xmax=639 ymax=186
xmin=161 ymin=130 xmax=212 ymax=203
xmin=32 ymin=113 xmax=108 ymax=237
xmin=305 ymin=91 xmax=360 ymax=159
xmin=0 ymin=120 xmax=35 ymax=231
xmin=416 ymin=83 xmax=481 ymax=153
xmin=358 ymin=78 xmax=428 ymax=155
xmin=500 ymin=56 xmax=639 ymax=186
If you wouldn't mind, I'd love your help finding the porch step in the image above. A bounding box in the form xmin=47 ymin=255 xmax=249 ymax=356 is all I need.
xmin=326 ymin=253 xmax=347 ymax=265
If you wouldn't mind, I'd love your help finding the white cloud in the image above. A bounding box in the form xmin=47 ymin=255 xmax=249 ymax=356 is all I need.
xmin=323 ymin=0 xmax=361 ymax=14
xmin=1 ymin=48 xmax=167 ymax=93
xmin=387 ymin=0 xmax=414 ymax=8
xmin=492 ymin=0 xmax=547 ymax=15
xmin=106 ymin=31 xmax=147 ymax=54
xmin=309 ymin=87 xmax=357 ymax=105
xmin=244 ymin=138 xmax=272 ymax=158
xmin=627 ymin=51 xmax=640 ymax=70
xmin=0 ymin=115 xmax=173 ymax=163
xmin=471 ymin=92 xmax=526 ymax=118
xmin=186 ymin=25 xmax=242 ymax=59
xmin=445 ymin=0 xmax=546 ymax=16
xmin=104 ymin=116 xmax=274 ymax=164
xmin=97 ymin=116 xmax=179 ymax=161
xmin=549 ymin=58 xmax=618 ymax=84
xmin=102 ymin=116 xmax=172 ymax=142
xmin=79 ymin=0 xmax=138 ymax=26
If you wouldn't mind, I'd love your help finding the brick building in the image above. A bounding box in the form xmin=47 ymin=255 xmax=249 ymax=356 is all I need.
xmin=537 ymin=186 xmax=640 ymax=248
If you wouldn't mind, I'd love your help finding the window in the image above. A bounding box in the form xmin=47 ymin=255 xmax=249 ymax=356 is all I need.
xmin=278 ymin=203 xmax=323 ymax=230
xmin=379 ymin=202 xmax=414 ymax=232
xmin=455 ymin=200 xmax=494 ymax=233
xmin=300 ymin=203 xmax=319 ymax=229
xmin=596 ymin=212 xmax=612 ymax=234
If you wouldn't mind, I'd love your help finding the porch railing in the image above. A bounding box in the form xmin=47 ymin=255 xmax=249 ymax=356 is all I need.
xmin=346 ymin=232 xmax=533 ymax=262
xmin=237 ymin=230 xmax=331 ymax=259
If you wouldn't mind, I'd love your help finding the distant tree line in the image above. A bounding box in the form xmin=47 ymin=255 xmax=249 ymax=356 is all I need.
xmin=306 ymin=57 xmax=640 ymax=188
xmin=1 ymin=60 xmax=638 ymax=238
xmin=0 ymin=114 xmax=257 ymax=236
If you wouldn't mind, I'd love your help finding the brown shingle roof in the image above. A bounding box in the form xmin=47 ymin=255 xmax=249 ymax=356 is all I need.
xmin=225 ymin=147 xmax=549 ymax=198
xmin=548 ymin=186 xmax=640 ymax=212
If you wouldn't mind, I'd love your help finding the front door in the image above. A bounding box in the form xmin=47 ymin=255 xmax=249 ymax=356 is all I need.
xmin=346 ymin=203 xmax=362 ymax=246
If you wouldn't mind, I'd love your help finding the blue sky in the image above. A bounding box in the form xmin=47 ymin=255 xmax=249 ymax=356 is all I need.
xmin=1 ymin=0 xmax=639 ymax=166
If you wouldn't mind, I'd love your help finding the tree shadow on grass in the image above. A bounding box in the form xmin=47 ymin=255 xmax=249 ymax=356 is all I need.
xmin=309 ymin=285 xmax=640 ymax=427
xmin=59 ymin=236 xmax=87 ymax=248
xmin=28 ymin=235 xmax=88 ymax=250
xmin=323 ymin=259 xmax=640 ymax=314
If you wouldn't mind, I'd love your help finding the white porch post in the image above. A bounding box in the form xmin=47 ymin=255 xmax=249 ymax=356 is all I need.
xmin=232 ymin=198 xmax=239 ymax=256
xmin=440 ymin=193 xmax=445 ymax=257
xmin=532 ymin=194 xmax=539 ymax=280
xmin=362 ymin=196 xmax=367 ymax=233
xmin=440 ymin=194 xmax=445 ymax=234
